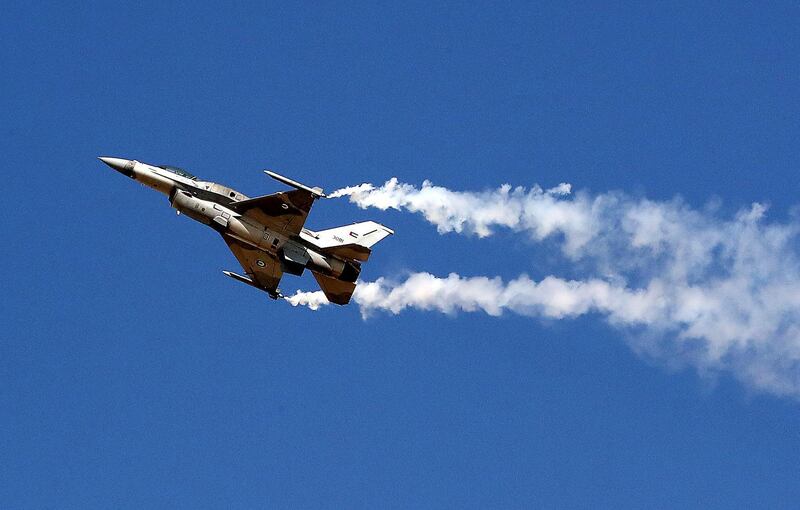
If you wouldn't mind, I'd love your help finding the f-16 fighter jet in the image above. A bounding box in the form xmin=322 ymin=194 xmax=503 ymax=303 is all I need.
xmin=99 ymin=157 xmax=393 ymax=305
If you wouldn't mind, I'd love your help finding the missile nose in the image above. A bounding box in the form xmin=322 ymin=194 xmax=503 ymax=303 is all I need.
xmin=99 ymin=156 xmax=135 ymax=177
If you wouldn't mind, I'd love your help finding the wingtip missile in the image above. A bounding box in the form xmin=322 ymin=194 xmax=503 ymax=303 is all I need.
xmin=264 ymin=170 xmax=326 ymax=198
xmin=223 ymin=270 xmax=282 ymax=299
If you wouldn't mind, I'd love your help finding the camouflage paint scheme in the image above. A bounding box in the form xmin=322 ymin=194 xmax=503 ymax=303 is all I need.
xmin=99 ymin=157 xmax=393 ymax=305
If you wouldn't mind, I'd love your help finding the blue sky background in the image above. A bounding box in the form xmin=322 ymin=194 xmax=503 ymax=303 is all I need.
xmin=2 ymin=2 xmax=800 ymax=508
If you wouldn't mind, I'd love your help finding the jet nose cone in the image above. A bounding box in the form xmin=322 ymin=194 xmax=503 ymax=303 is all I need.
xmin=99 ymin=156 xmax=135 ymax=177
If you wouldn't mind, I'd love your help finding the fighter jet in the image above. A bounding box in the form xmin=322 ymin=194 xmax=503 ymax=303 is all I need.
xmin=99 ymin=156 xmax=393 ymax=305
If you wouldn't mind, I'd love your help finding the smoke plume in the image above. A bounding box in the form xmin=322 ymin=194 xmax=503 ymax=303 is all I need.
xmin=290 ymin=178 xmax=800 ymax=398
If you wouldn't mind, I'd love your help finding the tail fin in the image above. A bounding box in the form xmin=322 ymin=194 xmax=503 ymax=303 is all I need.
xmin=313 ymin=272 xmax=357 ymax=305
xmin=303 ymin=221 xmax=393 ymax=261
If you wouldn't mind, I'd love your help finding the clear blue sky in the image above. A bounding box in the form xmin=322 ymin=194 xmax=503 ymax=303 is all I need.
xmin=3 ymin=2 xmax=800 ymax=508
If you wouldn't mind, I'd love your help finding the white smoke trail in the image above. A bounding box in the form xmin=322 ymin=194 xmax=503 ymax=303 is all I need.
xmin=327 ymin=179 xmax=587 ymax=252
xmin=303 ymin=178 xmax=800 ymax=398
xmin=287 ymin=273 xmax=659 ymax=320
xmin=285 ymin=289 xmax=330 ymax=311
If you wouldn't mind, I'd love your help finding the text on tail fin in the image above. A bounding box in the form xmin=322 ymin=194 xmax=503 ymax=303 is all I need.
xmin=301 ymin=221 xmax=393 ymax=261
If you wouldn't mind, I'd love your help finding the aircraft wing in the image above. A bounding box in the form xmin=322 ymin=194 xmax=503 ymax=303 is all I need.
xmin=229 ymin=189 xmax=316 ymax=236
xmin=222 ymin=235 xmax=283 ymax=296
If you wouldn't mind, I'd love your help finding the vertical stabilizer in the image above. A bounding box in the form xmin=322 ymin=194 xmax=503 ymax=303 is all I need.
xmin=303 ymin=221 xmax=393 ymax=261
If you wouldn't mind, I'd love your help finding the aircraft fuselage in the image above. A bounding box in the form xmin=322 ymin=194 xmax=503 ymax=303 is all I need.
xmin=102 ymin=157 xmax=349 ymax=284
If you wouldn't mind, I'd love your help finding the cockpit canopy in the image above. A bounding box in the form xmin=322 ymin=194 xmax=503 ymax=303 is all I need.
xmin=157 ymin=165 xmax=198 ymax=180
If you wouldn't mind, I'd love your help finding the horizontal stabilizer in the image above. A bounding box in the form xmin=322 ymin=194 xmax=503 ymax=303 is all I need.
xmin=313 ymin=272 xmax=357 ymax=305
xmin=322 ymin=243 xmax=372 ymax=262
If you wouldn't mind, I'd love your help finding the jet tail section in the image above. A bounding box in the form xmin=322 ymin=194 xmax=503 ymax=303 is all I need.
xmin=313 ymin=272 xmax=357 ymax=305
xmin=304 ymin=221 xmax=394 ymax=262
